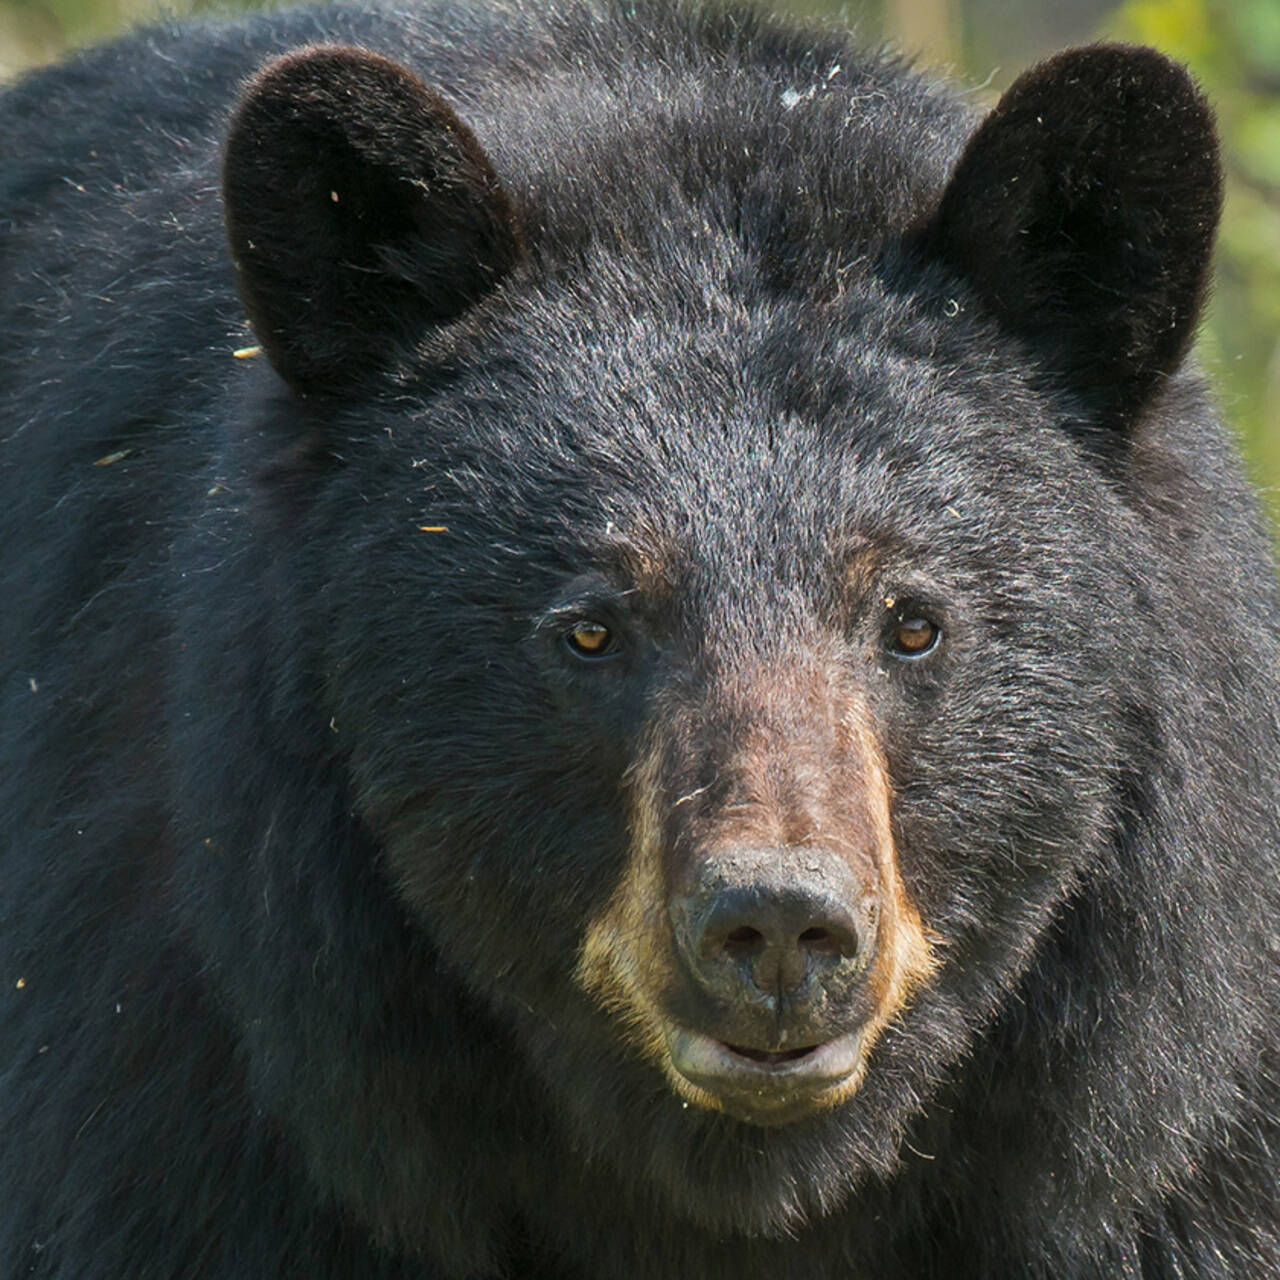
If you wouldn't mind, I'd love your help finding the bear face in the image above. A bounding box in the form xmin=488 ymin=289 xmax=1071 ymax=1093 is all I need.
xmin=265 ymin=284 xmax=1152 ymax=1234
xmin=2 ymin=4 xmax=1277 ymax=1277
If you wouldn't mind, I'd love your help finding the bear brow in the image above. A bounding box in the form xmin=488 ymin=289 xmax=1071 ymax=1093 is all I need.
xmin=594 ymin=529 xmax=682 ymax=602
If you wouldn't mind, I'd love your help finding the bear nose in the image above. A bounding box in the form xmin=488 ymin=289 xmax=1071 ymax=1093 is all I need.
xmin=700 ymin=887 xmax=862 ymax=997
xmin=670 ymin=848 xmax=876 ymax=1008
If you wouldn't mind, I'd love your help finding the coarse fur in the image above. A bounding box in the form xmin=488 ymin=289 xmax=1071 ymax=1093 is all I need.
xmin=1 ymin=1 xmax=1277 ymax=1277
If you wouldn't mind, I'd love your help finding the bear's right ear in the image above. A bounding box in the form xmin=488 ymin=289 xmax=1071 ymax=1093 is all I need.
xmin=917 ymin=45 xmax=1222 ymax=431
xmin=223 ymin=46 xmax=522 ymax=394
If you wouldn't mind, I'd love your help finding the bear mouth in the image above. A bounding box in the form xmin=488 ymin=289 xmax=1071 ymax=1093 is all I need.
xmin=721 ymin=1042 xmax=822 ymax=1065
xmin=664 ymin=1025 xmax=866 ymax=1125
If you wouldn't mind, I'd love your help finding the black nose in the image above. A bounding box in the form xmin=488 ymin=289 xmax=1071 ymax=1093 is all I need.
xmin=671 ymin=848 xmax=876 ymax=1010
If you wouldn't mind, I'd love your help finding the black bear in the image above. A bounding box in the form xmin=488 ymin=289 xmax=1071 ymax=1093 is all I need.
xmin=1 ymin=1 xmax=1277 ymax=1276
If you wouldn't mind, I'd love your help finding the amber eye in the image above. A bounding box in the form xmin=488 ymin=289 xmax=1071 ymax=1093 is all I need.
xmin=564 ymin=621 xmax=617 ymax=659
xmin=890 ymin=616 xmax=940 ymax=658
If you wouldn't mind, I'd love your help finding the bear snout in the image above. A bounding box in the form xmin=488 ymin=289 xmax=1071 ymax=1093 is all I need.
xmin=669 ymin=845 xmax=877 ymax=1024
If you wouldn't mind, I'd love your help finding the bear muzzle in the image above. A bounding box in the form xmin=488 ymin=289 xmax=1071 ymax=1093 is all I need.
xmin=575 ymin=679 xmax=937 ymax=1126
xmin=663 ymin=844 xmax=882 ymax=1123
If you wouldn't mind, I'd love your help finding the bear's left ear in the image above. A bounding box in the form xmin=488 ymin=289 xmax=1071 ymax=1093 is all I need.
xmin=223 ymin=46 xmax=523 ymax=394
xmin=918 ymin=45 xmax=1222 ymax=428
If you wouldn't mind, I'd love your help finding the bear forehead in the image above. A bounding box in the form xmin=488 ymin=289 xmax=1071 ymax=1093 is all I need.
xmin=398 ymin=272 xmax=1054 ymax=540
xmin=467 ymin=42 xmax=966 ymax=280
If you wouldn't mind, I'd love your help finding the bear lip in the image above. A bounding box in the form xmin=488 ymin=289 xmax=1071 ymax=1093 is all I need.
xmin=721 ymin=1042 xmax=821 ymax=1065
xmin=664 ymin=1025 xmax=865 ymax=1124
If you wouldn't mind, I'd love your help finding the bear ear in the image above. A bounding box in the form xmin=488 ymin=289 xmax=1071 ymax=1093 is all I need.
xmin=223 ymin=46 xmax=523 ymax=393
xmin=918 ymin=45 xmax=1222 ymax=428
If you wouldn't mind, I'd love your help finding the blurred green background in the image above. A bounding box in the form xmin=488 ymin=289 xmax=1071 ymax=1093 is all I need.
xmin=3 ymin=0 xmax=1279 ymax=517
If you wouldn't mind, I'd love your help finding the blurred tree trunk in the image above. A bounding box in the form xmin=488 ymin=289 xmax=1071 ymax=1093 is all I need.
xmin=883 ymin=0 xmax=960 ymax=67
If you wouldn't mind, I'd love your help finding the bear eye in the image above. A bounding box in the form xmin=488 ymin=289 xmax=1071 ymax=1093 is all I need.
xmin=890 ymin=616 xmax=940 ymax=659
xmin=564 ymin=621 xmax=618 ymax=659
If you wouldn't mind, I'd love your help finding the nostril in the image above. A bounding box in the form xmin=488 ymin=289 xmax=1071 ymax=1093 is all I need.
xmin=715 ymin=918 xmax=859 ymax=984
xmin=797 ymin=925 xmax=847 ymax=958
xmin=723 ymin=925 xmax=765 ymax=959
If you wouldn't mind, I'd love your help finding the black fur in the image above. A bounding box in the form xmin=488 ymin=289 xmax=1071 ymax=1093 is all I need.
xmin=919 ymin=43 xmax=1222 ymax=431
xmin=1 ymin=2 xmax=1276 ymax=1278
xmin=224 ymin=45 xmax=523 ymax=389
